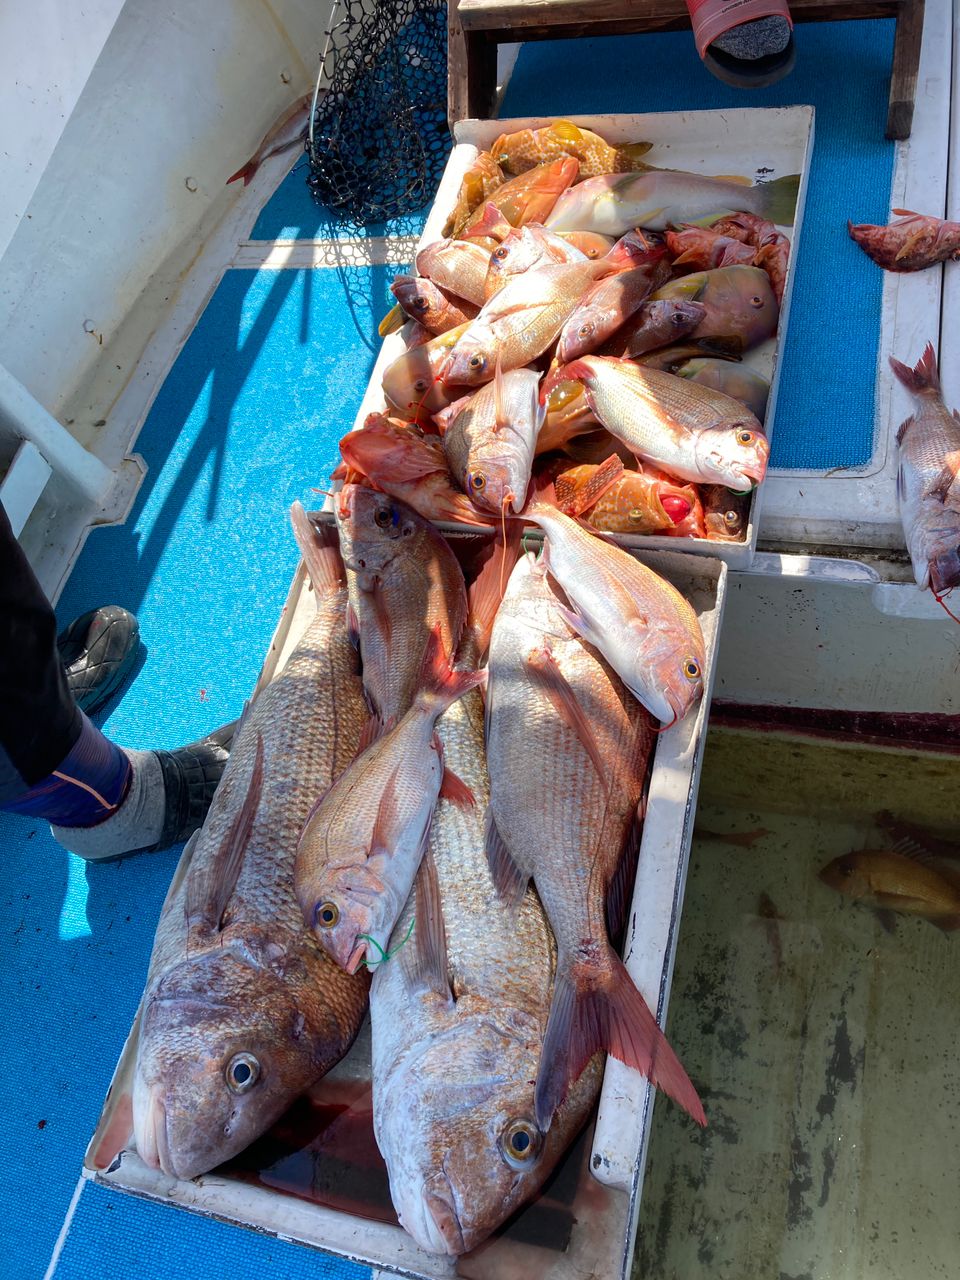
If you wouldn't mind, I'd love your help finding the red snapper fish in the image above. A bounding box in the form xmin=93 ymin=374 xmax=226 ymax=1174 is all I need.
xmin=849 ymin=210 xmax=960 ymax=272
xmin=888 ymin=343 xmax=960 ymax=598
xmin=485 ymin=554 xmax=706 ymax=1130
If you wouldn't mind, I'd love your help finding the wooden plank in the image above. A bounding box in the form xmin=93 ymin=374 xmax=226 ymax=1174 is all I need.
xmin=886 ymin=0 xmax=925 ymax=139
xmin=458 ymin=0 xmax=902 ymax=32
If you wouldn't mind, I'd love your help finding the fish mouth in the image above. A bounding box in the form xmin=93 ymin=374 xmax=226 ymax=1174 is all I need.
xmin=421 ymin=1174 xmax=466 ymax=1256
xmin=345 ymin=940 xmax=367 ymax=975
xmin=136 ymin=1087 xmax=175 ymax=1178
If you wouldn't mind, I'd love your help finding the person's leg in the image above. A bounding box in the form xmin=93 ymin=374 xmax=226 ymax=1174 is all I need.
xmin=0 ymin=505 xmax=232 ymax=858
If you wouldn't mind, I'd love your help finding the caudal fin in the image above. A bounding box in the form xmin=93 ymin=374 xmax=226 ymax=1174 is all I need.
xmin=418 ymin=624 xmax=487 ymax=712
xmin=226 ymin=160 xmax=258 ymax=187
xmin=889 ymin=342 xmax=941 ymax=396
xmin=290 ymin=503 xmax=344 ymax=595
xmin=535 ymin=948 xmax=706 ymax=1132
xmin=759 ymin=173 xmax=801 ymax=227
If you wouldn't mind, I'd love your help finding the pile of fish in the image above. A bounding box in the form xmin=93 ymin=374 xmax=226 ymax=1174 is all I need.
xmin=337 ymin=119 xmax=801 ymax=545
xmin=132 ymin=476 xmax=710 ymax=1257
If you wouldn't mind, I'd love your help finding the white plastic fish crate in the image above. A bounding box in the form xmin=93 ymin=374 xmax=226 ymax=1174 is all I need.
xmin=84 ymin=543 xmax=727 ymax=1280
xmin=347 ymin=107 xmax=815 ymax=570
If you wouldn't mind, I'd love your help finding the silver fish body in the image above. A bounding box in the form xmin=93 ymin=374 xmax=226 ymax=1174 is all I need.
xmin=442 ymin=367 xmax=544 ymax=513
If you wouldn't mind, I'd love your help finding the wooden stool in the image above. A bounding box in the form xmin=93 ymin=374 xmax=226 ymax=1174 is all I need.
xmin=448 ymin=0 xmax=924 ymax=140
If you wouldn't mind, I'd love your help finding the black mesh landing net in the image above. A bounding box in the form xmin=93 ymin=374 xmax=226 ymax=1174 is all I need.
xmin=306 ymin=0 xmax=449 ymax=226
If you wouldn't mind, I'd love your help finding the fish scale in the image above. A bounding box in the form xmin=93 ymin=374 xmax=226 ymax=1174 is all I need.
xmin=134 ymin=513 xmax=370 ymax=1181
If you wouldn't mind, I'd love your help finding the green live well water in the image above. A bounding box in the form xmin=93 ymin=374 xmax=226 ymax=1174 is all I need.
xmin=633 ymin=727 xmax=960 ymax=1280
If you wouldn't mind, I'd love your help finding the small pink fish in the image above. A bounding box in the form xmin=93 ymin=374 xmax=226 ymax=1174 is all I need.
xmin=849 ymin=209 xmax=960 ymax=272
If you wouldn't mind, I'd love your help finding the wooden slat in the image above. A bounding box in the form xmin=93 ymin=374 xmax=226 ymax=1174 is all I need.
xmin=457 ymin=0 xmax=902 ymax=33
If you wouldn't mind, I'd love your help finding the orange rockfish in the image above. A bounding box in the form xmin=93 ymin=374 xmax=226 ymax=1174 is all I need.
xmin=338 ymin=417 xmax=496 ymax=527
xmin=545 ymin=355 xmax=769 ymax=491
xmin=335 ymin=486 xmax=467 ymax=721
xmin=820 ymin=848 xmax=960 ymax=931
xmin=889 ymin=343 xmax=960 ymax=595
xmin=545 ymin=170 xmax=801 ymax=235
xmin=849 ymin=209 xmax=960 ymax=273
xmin=555 ymin=462 xmax=701 ymax=535
xmin=444 ymin=150 xmax=505 ymax=237
xmin=518 ymin=502 xmax=706 ymax=725
xmin=485 ymin=554 xmax=706 ymax=1130
xmin=295 ymin=627 xmax=484 ymax=975
xmin=491 ymin=119 xmax=655 ymax=178
xmin=700 ymin=484 xmax=752 ymax=542
xmin=458 ymin=157 xmax=580 ymax=238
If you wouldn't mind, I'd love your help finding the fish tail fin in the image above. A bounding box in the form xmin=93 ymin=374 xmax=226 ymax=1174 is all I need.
xmin=889 ymin=343 xmax=941 ymax=396
xmin=226 ymin=160 xmax=258 ymax=187
xmin=463 ymin=529 xmax=523 ymax=661
xmin=613 ymin=141 xmax=655 ymax=170
xmin=418 ymin=624 xmax=487 ymax=711
xmin=534 ymin=947 xmax=706 ymax=1132
xmin=289 ymin=503 xmax=344 ymax=594
xmin=759 ymin=173 xmax=801 ymax=227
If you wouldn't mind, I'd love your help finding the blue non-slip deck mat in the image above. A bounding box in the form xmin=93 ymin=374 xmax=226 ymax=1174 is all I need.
xmin=0 ymin=265 xmax=397 ymax=1279
xmin=499 ymin=20 xmax=898 ymax=470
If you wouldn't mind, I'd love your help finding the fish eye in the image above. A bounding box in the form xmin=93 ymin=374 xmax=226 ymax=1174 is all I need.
xmin=468 ymin=353 xmax=486 ymax=371
xmin=315 ymin=900 xmax=340 ymax=928
xmin=723 ymin=509 xmax=740 ymax=528
xmin=374 ymin=507 xmax=393 ymax=530
xmin=749 ymin=295 xmax=764 ymax=308
xmin=411 ymin=296 xmax=429 ymax=312
xmin=500 ymin=1118 xmax=541 ymax=1167
xmin=412 ymin=378 xmax=429 ymax=393
xmin=628 ymin=507 xmax=644 ymax=522
xmin=671 ymin=313 xmax=687 ymax=326
xmin=469 ymin=471 xmax=486 ymax=492
xmin=682 ymin=658 xmax=701 ymax=681
xmin=578 ymin=322 xmax=595 ymax=339
xmin=493 ymin=246 xmax=510 ymax=260
xmin=735 ymin=429 xmax=755 ymax=446
xmin=225 ymin=1052 xmax=260 ymax=1094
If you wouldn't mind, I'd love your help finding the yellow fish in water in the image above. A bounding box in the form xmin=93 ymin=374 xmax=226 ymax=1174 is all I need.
xmin=490 ymin=120 xmax=655 ymax=179
xmin=819 ymin=848 xmax=960 ymax=932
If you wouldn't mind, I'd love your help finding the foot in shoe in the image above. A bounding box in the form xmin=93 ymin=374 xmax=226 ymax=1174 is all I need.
xmin=57 ymin=606 xmax=141 ymax=715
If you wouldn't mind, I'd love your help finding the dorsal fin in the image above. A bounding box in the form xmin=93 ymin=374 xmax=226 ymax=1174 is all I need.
xmin=407 ymin=850 xmax=453 ymax=1000
xmin=493 ymin=355 xmax=508 ymax=432
xmin=185 ymin=732 xmax=264 ymax=941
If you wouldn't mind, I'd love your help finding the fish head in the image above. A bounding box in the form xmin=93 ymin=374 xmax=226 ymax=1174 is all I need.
xmin=305 ymin=863 xmax=404 ymax=976
xmin=819 ymin=853 xmax=872 ymax=900
xmin=439 ymin=328 xmax=498 ymax=387
xmin=693 ymin=421 xmax=769 ymax=492
xmin=335 ymin=485 xmax=424 ymax=583
xmin=701 ymin=484 xmax=751 ymax=541
xmin=483 ymin=227 xmax=543 ymax=296
xmin=134 ymin=945 xmax=328 ymax=1179
xmin=623 ymin=619 xmax=705 ymax=726
xmin=377 ymin=1005 xmax=555 ymax=1256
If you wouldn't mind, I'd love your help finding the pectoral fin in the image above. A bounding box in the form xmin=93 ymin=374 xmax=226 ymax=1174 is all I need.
xmin=524 ymin=644 xmax=610 ymax=798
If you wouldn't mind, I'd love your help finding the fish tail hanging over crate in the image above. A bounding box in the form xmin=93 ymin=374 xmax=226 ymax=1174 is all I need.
xmin=306 ymin=0 xmax=449 ymax=226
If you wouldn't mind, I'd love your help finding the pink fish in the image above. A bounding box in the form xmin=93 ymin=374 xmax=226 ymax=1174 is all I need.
xmin=849 ymin=209 xmax=960 ymax=272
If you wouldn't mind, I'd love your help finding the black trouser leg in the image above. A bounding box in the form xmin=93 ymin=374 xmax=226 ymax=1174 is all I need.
xmin=0 ymin=505 xmax=81 ymax=804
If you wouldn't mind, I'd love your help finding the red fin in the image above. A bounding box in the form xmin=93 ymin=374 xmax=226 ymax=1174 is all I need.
xmin=369 ymin=578 xmax=393 ymax=649
xmin=556 ymin=455 xmax=624 ymax=517
xmin=895 ymin=415 xmax=915 ymax=447
xmin=486 ymin=810 xmax=528 ymax=908
xmin=463 ymin=530 xmax=523 ymax=661
xmin=370 ymin=768 xmax=402 ymax=858
xmin=889 ymin=343 xmax=941 ymax=396
xmin=875 ymin=811 xmax=960 ymax=860
xmin=290 ymin=504 xmax=345 ymax=594
xmin=924 ymin=465 xmax=957 ymax=503
xmin=186 ymin=732 xmax=264 ymax=939
xmin=606 ymin=804 xmax=644 ymax=941
xmin=439 ymin=766 xmax=476 ymax=809
xmin=417 ymin=624 xmax=488 ymax=710
xmin=226 ymin=160 xmax=257 ymax=186
xmin=356 ymin=713 xmax=386 ymax=756
xmin=409 ymin=850 xmax=453 ymax=998
xmin=534 ymin=950 xmax=706 ymax=1132
xmin=524 ymin=645 xmax=610 ymax=798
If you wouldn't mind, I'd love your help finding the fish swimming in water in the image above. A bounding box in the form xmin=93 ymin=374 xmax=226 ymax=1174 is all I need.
xmin=544 ymin=169 xmax=800 ymax=236
xmin=294 ymin=626 xmax=484 ymax=975
xmin=490 ymin=119 xmax=655 ymax=178
xmin=485 ymin=554 xmax=706 ymax=1130
xmin=335 ymin=486 xmax=467 ymax=721
xmin=133 ymin=508 xmax=370 ymax=1180
xmin=819 ymin=847 xmax=960 ymax=932
xmin=849 ymin=209 xmax=960 ymax=273
xmin=543 ymin=355 xmax=769 ymax=492
xmin=888 ymin=343 xmax=960 ymax=598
